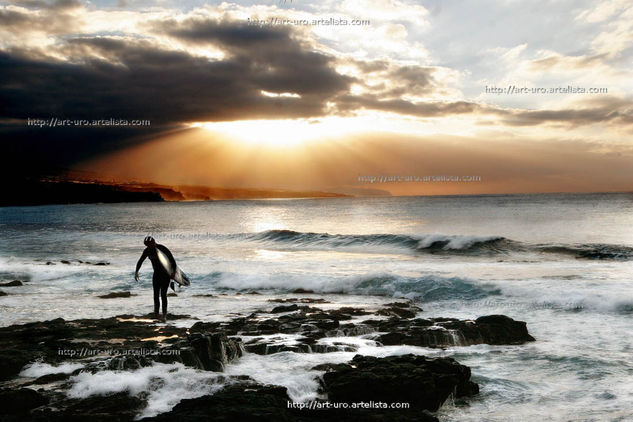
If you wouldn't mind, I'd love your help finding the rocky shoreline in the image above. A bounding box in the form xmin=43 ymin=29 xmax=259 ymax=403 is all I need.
xmin=0 ymin=298 xmax=535 ymax=421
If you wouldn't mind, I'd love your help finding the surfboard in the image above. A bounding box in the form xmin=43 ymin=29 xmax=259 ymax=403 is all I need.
xmin=156 ymin=248 xmax=190 ymax=286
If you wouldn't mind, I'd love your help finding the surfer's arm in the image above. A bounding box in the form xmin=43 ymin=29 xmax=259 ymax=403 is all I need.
xmin=134 ymin=249 xmax=148 ymax=281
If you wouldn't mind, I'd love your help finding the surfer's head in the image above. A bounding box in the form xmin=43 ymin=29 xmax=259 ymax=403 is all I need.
xmin=144 ymin=236 xmax=156 ymax=247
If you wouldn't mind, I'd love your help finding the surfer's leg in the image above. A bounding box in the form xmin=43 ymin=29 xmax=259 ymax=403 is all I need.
xmin=160 ymin=280 xmax=169 ymax=321
xmin=152 ymin=278 xmax=160 ymax=318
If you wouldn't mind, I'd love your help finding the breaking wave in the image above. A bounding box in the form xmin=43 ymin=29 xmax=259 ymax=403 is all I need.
xmin=210 ymin=272 xmax=502 ymax=301
xmin=245 ymin=230 xmax=633 ymax=260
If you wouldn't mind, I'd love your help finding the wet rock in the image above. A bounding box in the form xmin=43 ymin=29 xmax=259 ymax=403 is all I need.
xmin=57 ymin=259 xmax=111 ymax=266
xmin=271 ymin=304 xmax=300 ymax=313
xmin=233 ymin=307 xmax=382 ymax=355
xmin=0 ymin=388 xmax=49 ymax=415
xmin=376 ymin=302 xmax=422 ymax=318
xmin=325 ymin=323 xmax=375 ymax=337
xmin=244 ymin=342 xmax=314 ymax=355
xmin=195 ymin=306 xmax=458 ymax=355
xmin=292 ymin=288 xmax=314 ymax=294
xmin=132 ymin=313 xmax=194 ymax=321
xmin=141 ymin=382 xmax=439 ymax=421
xmin=244 ymin=336 xmax=358 ymax=355
xmin=0 ymin=280 xmax=23 ymax=287
xmin=0 ymin=290 xmax=6 ymax=296
xmin=98 ymin=291 xmax=136 ymax=299
xmin=141 ymin=383 xmax=289 ymax=421
xmin=268 ymin=298 xmax=330 ymax=304
xmin=474 ymin=315 xmax=535 ymax=344
xmin=0 ymin=314 xmax=197 ymax=380
xmin=32 ymin=372 xmax=72 ymax=384
xmin=34 ymin=391 xmax=146 ymax=421
xmin=185 ymin=332 xmax=244 ymax=371
xmin=189 ymin=321 xmax=223 ymax=333
xmin=328 ymin=307 xmax=371 ymax=319
xmin=310 ymin=342 xmax=358 ymax=353
xmin=315 ymin=354 xmax=479 ymax=412
xmin=83 ymin=355 xmax=154 ymax=372
xmin=373 ymin=315 xmax=535 ymax=347
xmin=0 ymin=350 xmax=34 ymax=380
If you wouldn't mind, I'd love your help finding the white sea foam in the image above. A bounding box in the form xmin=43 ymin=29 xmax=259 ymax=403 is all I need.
xmin=67 ymin=363 xmax=230 ymax=418
xmin=416 ymin=234 xmax=503 ymax=250
xmin=20 ymin=362 xmax=84 ymax=377
xmin=223 ymin=343 xmax=443 ymax=403
xmin=224 ymin=351 xmax=350 ymax=402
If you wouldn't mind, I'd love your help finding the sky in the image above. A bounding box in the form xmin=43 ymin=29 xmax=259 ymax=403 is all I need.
xmin=1 ymin=0 xmax=632 ymax=195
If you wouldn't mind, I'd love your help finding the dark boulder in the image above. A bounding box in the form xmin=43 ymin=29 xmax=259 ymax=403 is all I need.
xmin=0 ymin=388 xmax=49 ymax=414
xmin=0 ymin=280 xmax=23 ymax=287
xmin=0 ymin=349 xmax=42 ymax=381
xmin=32 ymin=372 xmax=72 ymax=384
xmin=376 ymin=302 xmax=422 ymax=318
xmin=292 ymin=288 xmax=314 ymax=294
xmin=315 ymin=354 xmax=478 ymax=412
xmin=33 ymin=391 xmax=145 ymax=421
xmin=140 ymin=382 xmax=440 ymax=422
xmin=268 ymin=298 xmax=330 ymax=304
xmin=98 ymin=291 xmax=135 ymax=299
xmin=374 ymin=315 xmax=535 ymax=347
xmin=271 ymin=304 xmax=300 ymax=313
xmin=474 ymin=315 xmax=535 ymax=344
xmin=185 ymin=332 xmax=244 ymax=371
xmin=141 ymin=384 xmax=290 ymax=422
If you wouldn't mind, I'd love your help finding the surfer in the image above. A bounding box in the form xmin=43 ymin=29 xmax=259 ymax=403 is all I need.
xmin=134 ymin=236 xmax=176 ymax=322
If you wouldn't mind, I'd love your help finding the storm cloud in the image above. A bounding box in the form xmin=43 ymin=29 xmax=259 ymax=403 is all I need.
xmin=0 ymin=21 xmax=351 ymax=124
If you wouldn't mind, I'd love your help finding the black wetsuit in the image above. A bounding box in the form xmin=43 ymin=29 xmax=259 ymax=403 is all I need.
xmin=136 ymin=244 xmax=176 ymax=316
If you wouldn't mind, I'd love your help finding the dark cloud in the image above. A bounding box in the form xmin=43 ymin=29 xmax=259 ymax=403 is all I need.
xmin=335 ymin=94 xmax=489 ymax=118
xmin=159 ymin=17 xmax=292 ymax=48
xmin=502 ymin=99 xmax=633 ymax=127
xmin=0 ymin=10 xmax=30 ymax=27
xmin=155 ymin=18 xmax=350 ymax=98
xmin=387 ymin=66 xmax=435 ymax=96
xmin=0 ymin=17 xmax=353 ymax=174
xmin=0 ymin=26 xmax=351 ymax=124
xmin=11 ymin=0 xmax=81 ymax=10
xmin=0 ymin=1 xmax=80 ymax=33
xmin=344 ymin=59 xmax=438 ymax=98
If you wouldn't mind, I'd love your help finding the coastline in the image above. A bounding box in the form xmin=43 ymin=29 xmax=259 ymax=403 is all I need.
xmin=0 ymin=287 xmax=534 ymax=421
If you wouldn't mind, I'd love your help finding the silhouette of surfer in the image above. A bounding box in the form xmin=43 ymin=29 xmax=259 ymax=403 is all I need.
xmin=135 ymin=236 xmax=176 ymax=322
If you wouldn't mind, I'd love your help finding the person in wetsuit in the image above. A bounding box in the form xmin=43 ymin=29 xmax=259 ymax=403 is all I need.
xmin=134 ymin=236 xmax=176 ymax=322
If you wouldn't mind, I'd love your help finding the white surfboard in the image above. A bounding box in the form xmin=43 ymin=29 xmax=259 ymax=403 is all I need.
xmin=157 ymin=248 xmax=190 ymax=286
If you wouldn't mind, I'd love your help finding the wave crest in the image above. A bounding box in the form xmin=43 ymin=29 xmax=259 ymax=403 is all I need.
xmin=247 ymin=230 xmax=632 ymax=260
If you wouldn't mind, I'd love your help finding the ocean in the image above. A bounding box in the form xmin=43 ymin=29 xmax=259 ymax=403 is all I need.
xmin=1 ymin=193 xmax=633 ymax=421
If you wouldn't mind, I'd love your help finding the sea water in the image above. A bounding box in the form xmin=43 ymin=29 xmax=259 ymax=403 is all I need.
xmin=1 ymin=193 xmax=632 ymax=421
